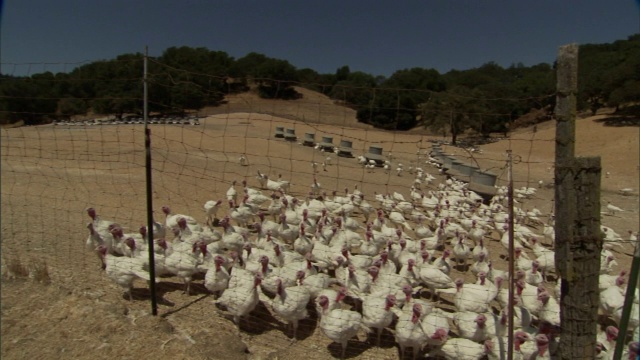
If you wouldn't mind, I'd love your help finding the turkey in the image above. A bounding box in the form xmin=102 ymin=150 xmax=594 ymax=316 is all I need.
xmin=596 ymin=325 xmax=619 ymax=353
xmin=417 ymin=262 xmax=455 ymax=301
xmin=472 ymin=237 xmax=489 ymax=262
xmin=256 ymin=170 xmax=289 ymax=194
xmin=530 ymin=334 xmax=551 ymax=359
xmin=428 ymin=338 xmax=491 ymax=360
xmin=452 ymin=235 xmax=471 ymax=270
xmin=203 ymin=199 xmax=223 ymax=226
xmin=161 ymin=205 xmax=202 ymax=233
xmin=339 ymin=264 xmax=373 ymax=301
xmin=310 ymin=176 xmax=322 ymax=196
xmin=452 ymin=311 xmax=495 ymax=342
xmin=431 ymin=249 xmax=453 ymax=275
xmin=442 ymin=278 xmax=496 ymax=313
xmin=97 ymin=245 xmax=153 ymax=301
xmin=228 ymin=197 xmax=255 ymax=228
xmin=606 ymin=201 xmax=623 ymax=215
xmin=264 ymin=277 xmax=311 ymax=341
xmin=361 ymin=293 xmax=398 ymax=346
xmin=219 ymin=217 xmax=246 ymax=253
xmin=277 ymin=214 xmax=299 ymax=244
xmin=86 ymin=223 xmax=106 ymax=268
xmin=165 ymin=240 xmax=208 ymax=295
xmin=394 ymin=303 xmax=428 ymax=360
xmin=537 ymin=290 xmax=560 ymax=328
xmin=314 ymin=287 xmax=347 ymax=322
xmin=317 ymin=295 xmax=368 ymax=359
xmin=174 ymin=216 xmax=221 ymax=245
xmin=599 ymin=270 xmax=627 ymax=292
xmin=470 ymin=252 xmax=490 ymax=277
xmin=215 ymin=273 xmax=263 ymax=328
xmin=296 ymin=270 xmax=335 ymax=299
xmin=513 ymin=330 xmax=536 ymax=359
xmin=421 ymin=309 xmax=450 ymax=347
xmin=388 ymin=207 xmax=413 ymax=231
xmin=524 ymin=260 xmax=544 ymax=286
xmin=203 ymin=255 xmax=230 ymax=298
xmin=86 ymin=207 xmax=118 ymax=241
xmin=293 ymin=224 xmax=313 ymax=255
xmin=226 ymin=180 xmax=239 ymax=204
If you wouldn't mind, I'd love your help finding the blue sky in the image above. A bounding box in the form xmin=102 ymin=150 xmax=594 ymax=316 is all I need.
xmin=1 ymin=1 xmax=639 ymax=77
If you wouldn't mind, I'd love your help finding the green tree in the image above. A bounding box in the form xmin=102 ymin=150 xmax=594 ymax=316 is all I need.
xmin=357 ymin=67 xmax=444 ymax=130
xmin=420 ymin=86 xmax=482 ymax=144
xmin=58 ymin=97 xmax=88 ymax=120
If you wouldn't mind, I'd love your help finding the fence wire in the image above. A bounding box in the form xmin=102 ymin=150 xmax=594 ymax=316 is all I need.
xmin=1 ymin=62 xmax=638 ymax=360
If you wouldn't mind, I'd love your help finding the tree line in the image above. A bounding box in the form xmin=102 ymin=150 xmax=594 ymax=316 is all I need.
xmin=1 ymin=34 xmax=638 ymax=141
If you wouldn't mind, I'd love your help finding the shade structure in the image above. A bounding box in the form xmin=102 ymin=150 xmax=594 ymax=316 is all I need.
xmin=284 ymin=128 xmax=297 ymax=141
xmin=302 ymin=133 xmax=315 ymax=146
xmin=337 ymin=139 xmax=354 ymax=157
xmin=365 ymin=145 xmax=385 ymax=162
xmin=471 ymin=169 xmax=498 ymax=187
xmin=318 ymin=136 xmax=335 ymax=151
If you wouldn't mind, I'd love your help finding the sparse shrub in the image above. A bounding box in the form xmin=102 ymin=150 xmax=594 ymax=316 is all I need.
xmin=30 ymin=260 xmax=51 ymax=284
xmin=2 ymin=255 xmax=51 ymax=284
xmin=3 ymin=256 xmax=29 ymax=280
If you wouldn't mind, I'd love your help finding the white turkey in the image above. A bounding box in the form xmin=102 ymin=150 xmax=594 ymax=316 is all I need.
xmin=219 ymin=217 xmax=246 ymax=253
xmin=215 ymin=272 xmax=263 ymax=328
xmin=161 ymin=205 xmax=202 ymax=233
xmin=442 ymin=278 xmax=496 ymax=313
xmin=428 ymin=338 xmax=491 ymax=360
xmin=85 ymin=223 xmax=106 ymax=268
xmin=97 ymin=245 xmax=153 ymax=301
xmin=452 ymin=311 xmax=495 ymax=342
xmin=606 ymin=201 xmax=624 ymax=215
xmin=537 ymin=290 xmax=560 ymax=328
xmin=313 ymin=287 xmax=347 ymax=321
xmin=264 ymin=277 xmax=311 ymax=341
xmin=225 ymin=180 xmax=238 ymax=203
xmin=395 ymin=303 xmax=428 ymax=360
xmin=204 ymin=199 xmax=223 ymax=226
xmin=530 ymin=334 xmax=551 ymax=359
xmin=596 ymin=325 xmax=619 ymax=353
xmin=86 ymin=207 xmax=118 ymax=241
xmin=310 ymin=176 xmax=322 ymax=196
xmin=317 ymin=295 xmax=368 ymax=359
xmin=431 ymin=249 xmax=453 ymax=275
xmin=452 ymin=235 xmax=471 ymax=271
xmin=292 ymin=224 xmax=313 ymax=256
xmin=470 ymin=252 xmax=490 ymax=277
xmin=256 ymin=170 xmax=289 ymax=194
xmin=599 ymin=270 xmax=627 ymax=292
xmin=422 ymin=309 xmax=450 ymax=347
xmin=472 ymin=237 xmax=489 ymax=262
xmin=296 ymin=270 xmax=335 ymax=299
xmin=388 ymin=207 xmax=413 ymax=231
xmin=418 ymin=262 xmax=455 ymax=301
xmin=203 ymin=255 xmax=230 ymax=298
xmin=228 ymin=198 xmax=255 ymax=228
xmin=361 ymin=293 xmax=398 ymax=346
xmin=165 ymin=240 xmax=208 ymax=295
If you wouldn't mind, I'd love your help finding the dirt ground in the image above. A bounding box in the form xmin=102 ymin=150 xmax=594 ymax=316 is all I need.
xmin=1 ymin=89 xmax=638 ymax=359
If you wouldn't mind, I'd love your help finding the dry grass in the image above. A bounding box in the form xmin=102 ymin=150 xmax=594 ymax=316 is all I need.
xmin=1 ymin=96 xmax=638 ymax=359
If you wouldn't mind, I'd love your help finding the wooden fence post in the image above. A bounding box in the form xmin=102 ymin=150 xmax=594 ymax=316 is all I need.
xmin=554 ymin=43 xmax=603 ymax=359
xmin=558 ymin=158 xmax=602 ymax=359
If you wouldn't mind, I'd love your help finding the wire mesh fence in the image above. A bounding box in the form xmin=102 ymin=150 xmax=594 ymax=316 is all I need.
xmin=1 ymin=60 xmax=638 ymax=359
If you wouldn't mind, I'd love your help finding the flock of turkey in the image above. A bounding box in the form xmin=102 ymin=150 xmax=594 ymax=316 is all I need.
xmin=85 ymin=151 xmax=639 ymax=360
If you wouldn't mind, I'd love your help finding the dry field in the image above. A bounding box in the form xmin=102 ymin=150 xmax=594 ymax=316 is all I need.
xmin=1 ymin=89 xmax=638 ymax=359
